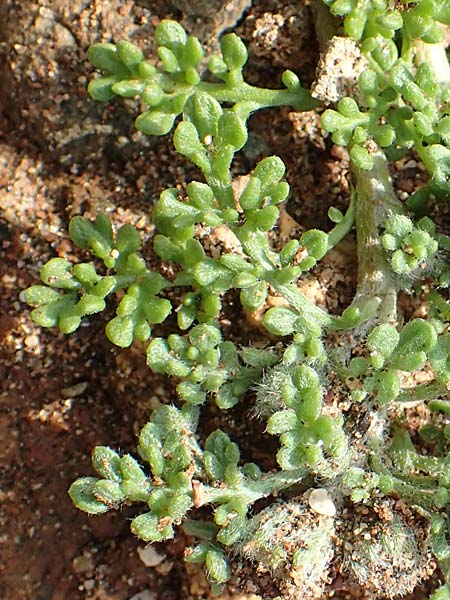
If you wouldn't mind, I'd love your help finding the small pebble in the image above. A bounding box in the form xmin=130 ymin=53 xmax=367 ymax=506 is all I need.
xmin=72 ymin=554 xmax=94 ymax=574
xmin=137 ymin=544 xmax=166 ymax=567
xmin=83 ymin=579 xmax=95 ymax=592
xmin=61 ymin=382 xmax=88 ymax=398
xmin=308 ymin=488 xmax=337 ymax=517
xmin=128 ymin=591 xmax=157 ymax=600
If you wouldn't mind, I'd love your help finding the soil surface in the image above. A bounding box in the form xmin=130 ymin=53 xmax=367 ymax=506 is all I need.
xmin=0 ymin=1 xmax=443 ymax=599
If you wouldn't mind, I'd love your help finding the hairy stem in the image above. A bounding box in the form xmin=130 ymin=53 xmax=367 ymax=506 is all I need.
xmin=413 ymin=36 xmax=450 ymax=86
xmin=350 ymin=150 xmax=403 ymax=324
xmin=397 ymin=381 xmax=446 ymax=403
xmin=199 ymin=468 xmax=306 ymax=507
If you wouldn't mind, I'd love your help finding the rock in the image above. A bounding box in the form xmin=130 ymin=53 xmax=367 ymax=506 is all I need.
xmin=72 ymin=553 xmax=94 ymax=574
xmin=137 ymin=544 xmax=166 ymax=567
xmin=307 ymin=488 xmax=337 ymax=517
xmin=128 ymin=590 xmax=157 ymax=600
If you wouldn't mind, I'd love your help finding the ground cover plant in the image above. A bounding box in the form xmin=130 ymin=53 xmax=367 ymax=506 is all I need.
xmin=22 ymin=1 xmax=450 ymax=598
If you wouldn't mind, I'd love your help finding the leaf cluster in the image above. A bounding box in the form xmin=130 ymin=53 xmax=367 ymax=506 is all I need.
xmin=266 ymin=364 xmax=348 ymax=476
xmin=324 ymin=0 xmax=450 ymax=42
xmin=24 ymin=213 xmax=170 ymax=347
xmin=345 ymin=319 xmax=442 ymax=403
xmin=321 ymin=0 xmax=450 ymax=177
xmin=87 ymin=20 xmax=317 ymax=136
xmin=381 ymin=214 xmax=439 ymax=276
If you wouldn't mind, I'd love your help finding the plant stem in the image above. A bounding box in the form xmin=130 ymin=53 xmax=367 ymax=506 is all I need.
xmin=157 ymin=75 xmax=320 ymax=113
xmin=370 ymin=454 xmax=438 ymax=510
xmin=397 ymin=381 xmax=446 ymax=403
xmin=200 ymin=468 xmax=306 ymax=507
xmin=273 ymin=283 xmax=333 ymax=327
xmin=327 ymin=191 xmax=356 ymax=250
xmin=413 ymin=37 xmax=450 ymax=86
xmin=350 ymin=150 xmax=403 ymax=324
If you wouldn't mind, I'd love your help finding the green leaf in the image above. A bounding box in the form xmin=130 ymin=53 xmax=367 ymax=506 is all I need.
xmin=253 ymin=156 xmax=285 ymax=190
xmin=87 ymin=43 xmax=128 ymax=75
xmin=254 ymin=205 xmax=279 ymax=231
xmin=144 ymin=297 xmax=172 ymax=324
xmin=232 ymin=272 xmax=258 ymax=288
xmin=106 ymin=316 xmax=135 ymax=348
xmin=135 ymin=111 xmax=176 ymax=136
xmin=189 ymin=324 xmax=221 ymax=351
xmin=177 ymin=381 xmax=206 ymax=405
xmin=142 ymin=83 xmax=164 ymax=106
xmin=69 ymin=216 xmax=112 ymax=259
xmin=282 ymin=69 xmax=301 ymax=92
xmin=300 ymin=229 xmax=328 ymax=261
xmin=350 ymin=145 xmax=374 ymax=170
xmin=240 ymin=179 xmax=262 ymax=213
xmin=92 ymin=447 xmax=123 ymax=481
xmin=263 ymin=307 xmax=298 ymax=336
xmin=88 ymin=75 xmax=119 ymax=101
xmin=187 ymin=182 xmax=215 ymax=209
xmin=181 ymin=36 xmax=204 ymax=69
xmin=205 ymin=548 xmax=231 ymax=583
xmin=116 ymin=40 xmax=144 ymax=68
xmin=292 ymin=365 xmax=322 ymax=423
xmin=146 ymin=338 xmax=192 ymax=377
xmin=24 ymin=285 xmax=61 ymax=306
xmin=117 ymin=226 xmax=141 ymax=254
xmin=240 ymin=282 xmax=267 ymax=311
xmin=34 ymin=298 xmax=76 ymax=331
xmin=276 ymin=445 xmax=304 ymax=470
xmin=384 ymin=214 xmax=413 ymax=238
xmin=429 ymin=400 xmax=450 ymax=415
xmin=185 ymin=541 xmax=215 ymax=563
xmin=68 ymin=477 xmax=110 ymax=515
xmin=93 ymin=479 xmax=126 ymax=505
xmin=367 ymin=324 xmax=399 ymax=358
xmin=193 ymin=259 xmax=230 ymax=287
xmin=40 ymin=258 xmax=78 ymax=290
xmin=374 ymin=370 xmax=400 ymax=403
xmin=267 ymin=409 xmax=297 ymax=434
xmin=217 ymin=112 xmax=248 ymax=150
xmin=153 ymin=234 xmax=183 ymax=261
xmin=184 ymin=93 xmax=222 ymax=140
xmin=216 ymin=513 xmax=246 ymax=545
xmin=393 ymin=319 xmax=437 ymax=368
xmin=204 ymin=430 xmax=239 ymax=481
xmin=430 ymin=334 xmax=450 ymax=382
xmin=216 ymin=384 xmax=239 ymax=409
xmin=120 ymin=454 xmax=147 ymax=482
xmin=77 ymin=294 xmax=106 ymax=315
xmin=139 ymin=423 xmax=165 ymax=476
xmin=155 ymin=20 xmax=187 ymax=50
xmin=131 ymin=512 xmax=174 ymax=542
xmin=168 ymin=493 xmax=193 ymax=521
xmin=111 ymin=79 xmax=146 ymax=97
xmin=220 ymin=33 xmax=247 ymax=70
xmin=158 ymin=46 xmax=180 ymax=73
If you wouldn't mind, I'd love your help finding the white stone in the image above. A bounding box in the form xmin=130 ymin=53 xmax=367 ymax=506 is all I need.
xmin=137 ymin=544 xmax=166 ymax=567
xmin=128 ymin=592 xmax=156 ymax=600
xmin=308 ymin=488 xmax=336 ymax=517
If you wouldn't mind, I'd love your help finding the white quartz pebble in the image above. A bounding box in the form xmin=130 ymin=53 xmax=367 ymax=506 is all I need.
xmin=308 ymin=488 xmax=336 ymax=517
